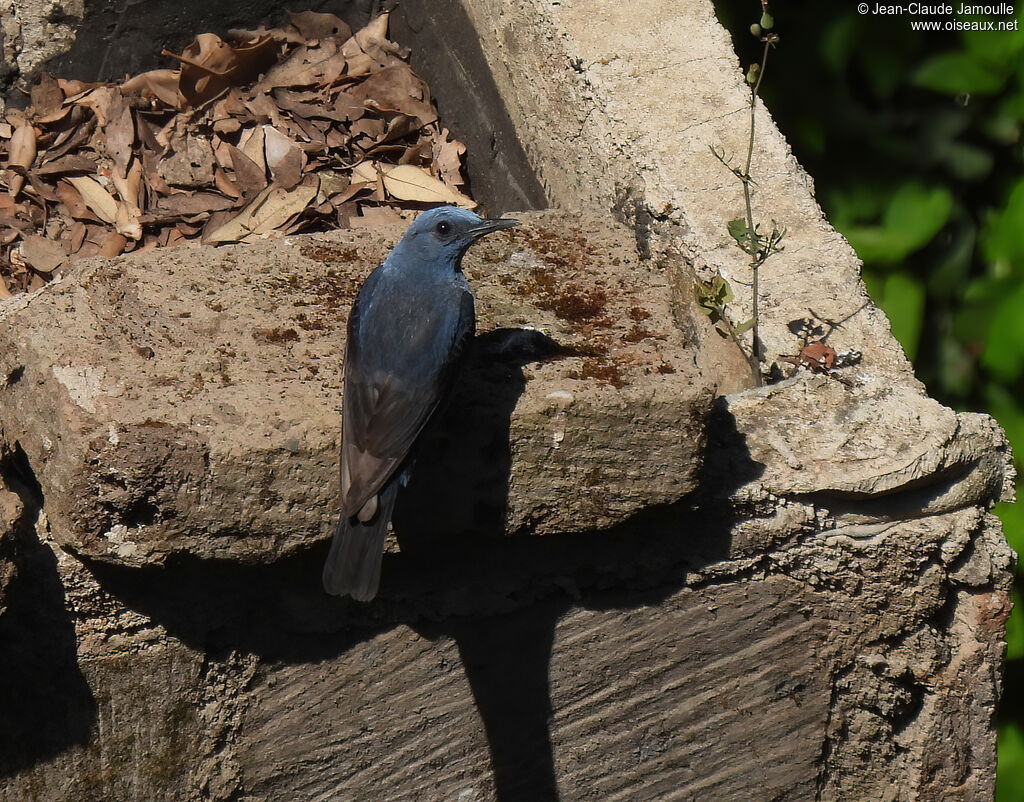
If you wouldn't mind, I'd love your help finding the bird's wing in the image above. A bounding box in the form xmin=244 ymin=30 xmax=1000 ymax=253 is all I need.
xmin=340 ymin=287 xmax=474 ymax=516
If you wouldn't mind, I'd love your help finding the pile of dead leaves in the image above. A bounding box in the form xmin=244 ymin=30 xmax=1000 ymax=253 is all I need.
xmin=0 ymin=11 xmax=474 ymax=296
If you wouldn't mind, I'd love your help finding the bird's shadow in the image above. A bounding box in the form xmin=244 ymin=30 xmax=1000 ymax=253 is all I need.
xmin=5 ymin=329 xmax=764 ymax=801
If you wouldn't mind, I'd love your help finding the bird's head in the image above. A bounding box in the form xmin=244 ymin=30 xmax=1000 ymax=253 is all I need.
xmin=394 ymin=206 xmax=518 ymax=271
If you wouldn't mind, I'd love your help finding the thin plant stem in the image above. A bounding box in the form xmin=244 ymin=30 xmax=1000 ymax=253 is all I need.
xmin=741 ymin=39 xmax=771 ymax=386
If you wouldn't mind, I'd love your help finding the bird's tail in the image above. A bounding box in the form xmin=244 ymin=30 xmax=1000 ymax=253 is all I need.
xmin=322 ymin=480 xmax=399 ymax=601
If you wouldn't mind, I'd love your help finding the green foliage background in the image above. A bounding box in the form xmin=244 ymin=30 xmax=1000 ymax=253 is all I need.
xmin=714 ymin=2 xmax=1024 ymax=796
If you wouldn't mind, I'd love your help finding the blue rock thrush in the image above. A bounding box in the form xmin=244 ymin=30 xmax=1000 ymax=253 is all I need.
xmin=322 ymin=206 xmax=518 ymax=600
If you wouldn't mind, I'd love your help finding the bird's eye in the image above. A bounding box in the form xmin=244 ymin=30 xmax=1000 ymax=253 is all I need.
xmin=435 ymin=220 xmax=452 ymax=237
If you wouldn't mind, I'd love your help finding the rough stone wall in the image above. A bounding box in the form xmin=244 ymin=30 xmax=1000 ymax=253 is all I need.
xmin=0 ymin=0 xmax=1016 ymax=800
xmin=0 ymin=0 xmax=84 ymax=107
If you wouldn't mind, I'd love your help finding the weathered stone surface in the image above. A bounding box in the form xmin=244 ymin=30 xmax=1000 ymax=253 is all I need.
xmin=0 ymin=210 xmax=739 ymax=566
xmin=0 ymin=0 xmax=1016 ymax=800
xmin=0 ymin=0 xmax=85 ymax=109
xmin=440 ymin=0 xmax=912 ymax=380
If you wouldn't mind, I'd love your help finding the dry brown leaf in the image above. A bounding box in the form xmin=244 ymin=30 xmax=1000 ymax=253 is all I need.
xmin=104 ymin=93 xmax=136 ymax=174
xmin=172 ymin=33 xmax=280 ymax=108
xmin=263 ymin=125 xmax=305 ymax=189
xmin=380 ymin=114 xmax=421 ymax=146
xmin=158 ymin=228 xmax=186 ymax=247
xmin=399 ymin=138 xmax=431 ymax=166
xmin=214 ymin=166 xmax=242 ymax=199
xmin=229 ymin=23 xmax=304 ymax=46
xmin=111 ymin=157 xmax=144 ymax=209
xmin=2 ymin=12 xmax=476 ymax=297
xmin=331 ymin=180 xmax=373 ymax=206
xmin=115 ymin=202 xmax=143 ymax=240
xmin=25 ymin=172 xmax=59 ymax=203
xmin=273 ymin=88 xmax=357 ymax=124
xmin=434 ymin=129 xmax=468 ymax=188
xmin=350 ymin=118 xmax=386 ymax=147
xmin=30 ymin=74 xmax=65 ymax=118
xmin=100 ymin=231 xmax=128 ymax=258
xmin=57 ymin=79 xmax=102 ymax=99
xmin=151 ymin=191 xmax=236 ymax=219
xmin=204 ymin=177 xmax=318 ymax=243
xmin=66 ymin=175 xmax=118 ymax=223
xmin=261 ymin=41 xmax=348 ymax=88
xmin=42 ymin=112 xmax=95 ymax=164
xmin=239 ymin=126 xmax=267 ymax=172
xmin=213 ymin=116 xmax=242 ymax=136
xmin=70 ymin=220 xmax=87 ymax=253
xmin=226 ymin=142 xmax=268 ymax=197
xmin=344 ymin=13 xmax=406 ymax=75
xmin=73 ymin=86 xmax=119 ymax=126
xmin=246 ymin=92 xmax=285 ymax=127
xmin=33 ymin=153 xmax=99 ymax=176
xmin=20 ymin=234 xmax=67 ymax=272
xmin=56 ymin=180 xmax=99 ymax=222
xmin=34 ymin=104 xmax=76 ymax=127
xmin=121 ymin=69 xmax=182 ymax=108
xmin=287 ymin=11 xmax=351 ymax=42
xmin=351 ymin=160 xmax=387 ymax=202
xmin=325 ymin=128 xmax=347 ymax=149
xmin=7 ymin=124 xmax=37 ymax=198
xmin=348 ymin=64 xmax=436 ymax=127
xmin=126 ymin=158 xmax=145 ymax=207
xmin=354 ymin=162 xmax=474 ymax=208
xmin=286 ymin=114 xmax=328 ymax=145
xmin=141 ymin=150 xmax=174 ymax=196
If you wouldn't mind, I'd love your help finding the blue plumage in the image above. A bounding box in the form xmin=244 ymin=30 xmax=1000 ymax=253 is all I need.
xmin=323 ymin=206 xmax=518 ymax=600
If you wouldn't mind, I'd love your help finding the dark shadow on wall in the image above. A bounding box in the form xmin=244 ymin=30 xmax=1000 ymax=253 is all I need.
xmin=47 ymin=338 xmax=762 ymax=802
xmin=389 ymin=0 xmax=549 ymax=214
xmin=0 ymin=446 xmax=97 ymax=779
xmin=36 ymin=0 xmax=377 ymax=98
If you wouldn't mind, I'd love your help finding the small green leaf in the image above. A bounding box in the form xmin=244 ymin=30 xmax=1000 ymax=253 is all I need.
xmin=912 ymin=51 xmax=1006 ymax=96
xmin=693 ymin=274 xmax=734 ymax=322
xmin=711 ymin=275 xmax=734 ymax=304
xmin=760 ymin=11 xmax=774 ymax=30
xmin=734 ymin=318 xmax=754 ymax=335
xmin=981 ymin=282 xmax=1024 ymax=382
xmin=841 ymin=183 xmax=953 ymax=264
xmin=985 ymin=384 xmax=1024 ymax=469
xmin=1005 ymin=589 xmax=1024 ymax=661
xmin=997 ymin=723 xmax=1024 ymax=802
xmin=982 ymin=178 xmax=1024 ymax=270
xmin=727 ymin=217 xmax=749 ymax=245
xmin=750 ymin=23 xmax=762 ymax=37
xmin=879 ymin=273 xmax=925 ymax=361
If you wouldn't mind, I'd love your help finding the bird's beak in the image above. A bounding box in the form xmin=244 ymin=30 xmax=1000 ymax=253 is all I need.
xmin=468 ymin=217 xmax=519 ymax=240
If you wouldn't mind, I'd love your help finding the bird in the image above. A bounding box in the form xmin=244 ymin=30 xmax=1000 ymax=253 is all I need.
xmin=322 ymin=205 xmax=518 ymax=601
